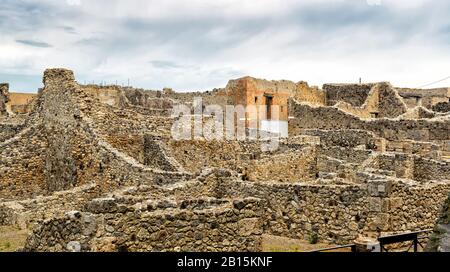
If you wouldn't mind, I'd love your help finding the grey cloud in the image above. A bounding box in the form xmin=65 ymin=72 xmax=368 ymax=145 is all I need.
xmin=2 ymin=0 xmax=450 ymax=92
xmin=61 ymin=26 xmax=78 ymax=34
xmin=16 ymin=39 xmax=52 ymax=48
xmin=149 ymin=60 xmax=183 ymax=69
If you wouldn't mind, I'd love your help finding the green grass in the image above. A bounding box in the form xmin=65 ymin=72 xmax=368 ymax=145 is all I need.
xmin=0 ymin=226 xmax=29 ymax=252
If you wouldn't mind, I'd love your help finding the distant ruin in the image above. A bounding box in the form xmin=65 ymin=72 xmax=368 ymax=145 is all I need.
xmin=0 ymin=69 xmax=449 ymax=252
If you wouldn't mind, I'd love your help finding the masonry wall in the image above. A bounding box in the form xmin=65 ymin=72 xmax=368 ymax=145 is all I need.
xmin=324 ymin=83 xmax=375 ymax=107
xmin=0 ymin=125 xmax=47 ymax=200
xmin=167 ymin=139 xmax=263 ymax=173
xmin=0 ymin=122 xmax=25 ymax=142
xmin=289 ymin=99 xmax=450 ymax=142
xmin=397 ymin=87 xmax=450 ymax=109
xmin=7 ymin=93 xmax=36 ymax=114
xmin=0 ymin=83 xmax=10 ymax=116
xmin=291 ymin=81 xmax=326 ymax=106
xmin=23 ymin=197 xmax=263 ymax=252
xmin=333 ymin=83 xmax=407 ymax=119
xmin=226 ymin=77 xmax=294 ymax=123
xmin=243 ymin=146 xmax=318 ymax=183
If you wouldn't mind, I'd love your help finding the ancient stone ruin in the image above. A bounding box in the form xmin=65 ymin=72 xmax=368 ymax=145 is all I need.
xmin=0 ymin=69 xmax=449 ymax=252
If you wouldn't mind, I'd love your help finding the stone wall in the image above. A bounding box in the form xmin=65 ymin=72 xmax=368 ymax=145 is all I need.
xmin=0 ymin=125 xmax=47 ymax=200
xmin=397 ymin=87 xmax=450 ymax=109
xmin=167 ymin=139 xmax=263 ymax=173
xmin=289 ymin=99 xmax=450 ymax=142
xmin=0 ymin=184 xmax=101 ymax=229
xmin=41 ymin=69 xmax=81 ymax=192
xmin=376 ymin=83 xmax=408 ymax=118
xmin=371 ymin=153 xmax=449 ymax=181
xmin=324 ymin=83 xmax=375 ymax=107
xmin=7 ymin=93 xmax=36 ymax=115
xmin=426 ymin=193 xmax=450 ymax=252
xmin=333 ymin=83 xmax=407 ymax=119
xmin=144 ymin=135 xmax=183 ymax=172
xmin=243 ymin=146 xmax=318 ymax=183
xmin=0 ymin=69 xmax=191 ymax=201
xmin=291 ymin=81 xmax=326 ymax=106
xmin=226 ymin=77 xmax=294 ymax=123
xmin=23 ymin=197 xmax=263 ymax=252
xmin=299 ymin=129 xmax=377 ymax=148
xmin=0 ymin=122 xmax=25 ymax=142
xmin=0 ymin=83 xmax=10 ymax=116
xmin=175 ymin=169 xmax=450 ymax=244
xmin=432 ymin=101 xmax=450 ymax=113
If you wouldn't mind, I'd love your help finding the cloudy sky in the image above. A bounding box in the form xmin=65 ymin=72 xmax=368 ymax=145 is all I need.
xmin=1 ymin=0 xmax=450 ymax=92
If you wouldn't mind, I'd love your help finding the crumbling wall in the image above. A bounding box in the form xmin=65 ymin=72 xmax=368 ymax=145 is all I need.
xmin=7 ymin=93 xmax=36 ymax=115
xmin=0 ymin=124 xmax=47 ymax=200
xmin=176 ymin=170 xmax=450 ymax=244
xmin=389 ymin=181 xmax=450 ymax=232
xmin=324 ymin=83 xmax=375 ymax=107
xmin=23 ymin=197 xmax=263 ymax=252
xmin=376 ymin=82 xmax=408 ymax=118
xmin=371 ymin=153 xmax=449 ymax=181
xmin=167 ymin=140 xmax=263 ymax=173
xmin=426 ymin=193 xmax=450 ymax=252
xmin=243 ymin=146 xmax=318 ymax=183
xmin=0 ymin=83 xmax=10 ymax=116
xmin=82 ymin=85 xmax=127 ymax=107
xmin=0 ymin=69 xmax=190 ymax=200
xmin=432 ymin=101 xmax=450 ymax=113
xmin=289 ymin=100 xmax=365 ymax=131
xmin=175 ymin=173 xmax=373 ymax=244
xmin=299 ymin=129 xmax=376 ymax=148
xmin=0 ymin=184 xmax=101 ymax=229
xmin=289 ymin=99 xmax=450 ymax=142
xmin=292 ymin=81 xmax=326 ymax=106
xmin=0 ymin=122 xmax=25 ymax=142
xmin=143 ymin=135 xmax=183 ymax=172
xmin=333 ymin=83 xmax=407 ymax=119
xmin=40 ymin=69 xmax=82 ymax=192
xmin=397 ymin=87 xmax=450 ymax=109
xmin=398 ymin=106 xmax=437 ymax=120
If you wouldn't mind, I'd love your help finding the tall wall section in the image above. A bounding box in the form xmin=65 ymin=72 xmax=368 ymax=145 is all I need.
xmin=0 ymin=83 xmax=10 ymax=116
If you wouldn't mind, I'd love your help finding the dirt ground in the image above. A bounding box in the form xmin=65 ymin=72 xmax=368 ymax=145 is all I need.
xmin=0 ymin=226 xmax=29 ymax=252
xmin=261 ymin=234 xmax=351 ymax=252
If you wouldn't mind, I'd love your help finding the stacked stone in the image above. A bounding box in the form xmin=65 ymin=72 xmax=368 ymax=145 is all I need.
xmin=0 ymin=83 xmax=10 ymax=116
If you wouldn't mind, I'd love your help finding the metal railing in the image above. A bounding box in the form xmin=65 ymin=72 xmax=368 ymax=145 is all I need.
xmin=309 ymin=244 xmax=356 ymax=252
xmin=309 ymin=229 xmax=433 ymax=252
xmin=378 ymin=229 xmax=432 ymax=252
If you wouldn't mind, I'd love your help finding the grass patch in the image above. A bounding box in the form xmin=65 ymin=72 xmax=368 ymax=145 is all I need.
xmin=0 ymin=226 xmax=29 ymax=252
